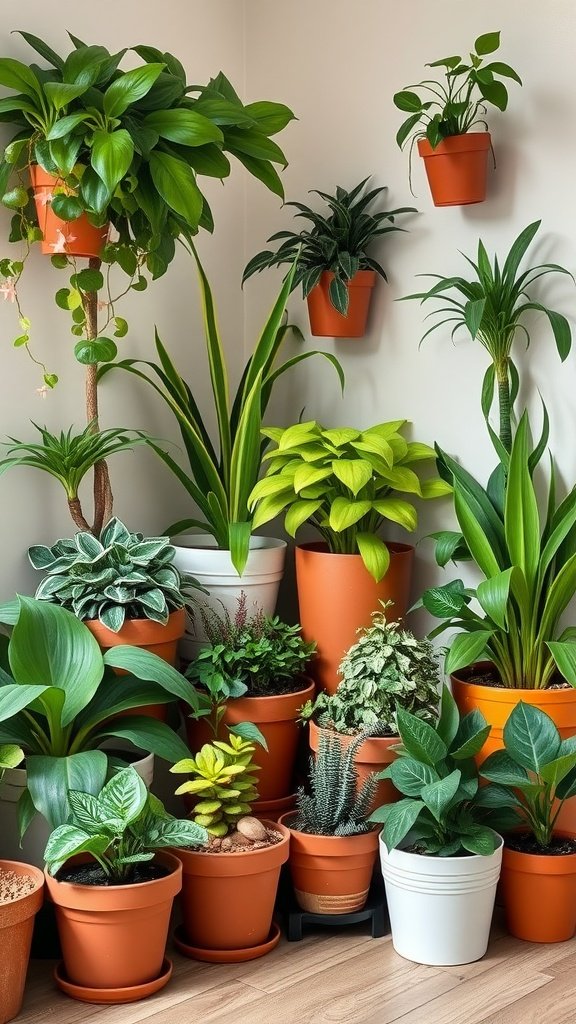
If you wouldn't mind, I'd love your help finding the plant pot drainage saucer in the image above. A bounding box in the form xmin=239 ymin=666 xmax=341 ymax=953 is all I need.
xmin=54 ymin=958 xmax=173 ymax=1004
xmin=173 ymin=921 xmax=281 ymax=963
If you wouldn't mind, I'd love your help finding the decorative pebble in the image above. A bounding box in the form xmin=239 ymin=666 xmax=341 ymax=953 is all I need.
xmin=237 ymin=816 xmax=267 ymax=842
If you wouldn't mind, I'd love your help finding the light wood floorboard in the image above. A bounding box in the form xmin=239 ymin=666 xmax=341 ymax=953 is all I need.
xmin=16 ymin=912 xmax=576 ymax=1024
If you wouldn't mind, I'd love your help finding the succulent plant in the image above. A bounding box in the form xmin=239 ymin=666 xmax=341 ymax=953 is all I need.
xmin=171 ymin=734 xmax=260 ymax=837
xmin=292 ymin=731 xmax=376 ymax=837
xmin=28 ymin=516 xmax=201 ymax=631
xmin=300 ymin=604 xmax=440 ymax=735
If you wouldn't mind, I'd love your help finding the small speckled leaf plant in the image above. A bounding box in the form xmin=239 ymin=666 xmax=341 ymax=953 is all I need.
xmin=371 ymin=686 xmax=501 ymax=856
xmin=171 ymin=734 xmax=260 ymax=837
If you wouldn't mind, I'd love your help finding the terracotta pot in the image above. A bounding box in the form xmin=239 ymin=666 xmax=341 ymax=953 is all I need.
xmin=417 ymin=132 xmax=491 ymax=206
xmin=296 ymin=542 xmax=414 ymax=694
xmin=30 ymin=165 xmax=109 ymax=258
xmin=309 ymin=721 xmax=398 ymax=813
xmin=306 ymin=270 xmax=376 ymax=338
xmin=500 ymin=833 xmax=576 ymax=942
xmin=0 ymin=860 xmax=44 ymax=1024
xmin=280 ymin=812 xmax=379 ymax=914
xmin=174 ymin=820 xmax=289 ymax=953
xmin=44 ymin=851 xmax=182 ymax=990
xmin=184 ymin=678 xmax=314 ymax=801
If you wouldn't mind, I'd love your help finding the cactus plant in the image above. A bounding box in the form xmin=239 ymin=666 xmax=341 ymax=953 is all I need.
xmin=171 ymin=734 xmax=260 ymax=837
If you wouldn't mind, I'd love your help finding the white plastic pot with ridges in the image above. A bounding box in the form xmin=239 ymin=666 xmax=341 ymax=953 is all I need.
xmin=172 ymin=535 xmax=287 ymax=660
xmin=379 ymin=832 xmax=503 ymax=966
xmin=0 ymin=752 xmax=154 ymax=867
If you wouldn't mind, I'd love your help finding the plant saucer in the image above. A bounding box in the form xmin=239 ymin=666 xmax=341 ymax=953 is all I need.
xmin=173 ymin=921 xmax=281 ymax=963
xmin=54 ymin=957 xmax=173 ymax=1004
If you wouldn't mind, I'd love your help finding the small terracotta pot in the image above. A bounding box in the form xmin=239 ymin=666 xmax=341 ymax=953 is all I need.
xmin=0 ymin=860 xmax=44 ymax=1024
xmin=184 ymin=678 xmax=314 ymax=801
xmin=30 ymin=165 xmax=109 ymax=258
xmin=500 ymin=833 xmax=576 ymax=942
xmin=306 ymin=270 xmax=376 ymax=338
xmin=296 ymin=542 xmax=414 ymax=694
xmin=174 ymin=820 xmax=289 ymax=953
xmin=280 ymin=812 xmax=379 ymax=914
xmin=44 ymin=851 xmax=182 ymax=990
xmin=417 ymin=132 xmax=491 ymax=206
xmin=309 ymin=721 xmax=398 ymax=813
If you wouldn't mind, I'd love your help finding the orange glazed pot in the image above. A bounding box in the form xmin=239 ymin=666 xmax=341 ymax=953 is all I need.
xmin=185 ymin=679 xmax=314 ymax=802
xmin=309 ymin=721 xmax=398 ymax=813
xmin=500 ymin=834 xmax=576 ymax=942
xmin=175 ymin=820 xmax=289 ymax=953
xmin=417 ymin=132 xmax=491 ymax=206
xmin=30 ymin=165 xmax=109 ymax=258
xmin=44 ymin=851 xmax=182 ymax=990
xmin=306 ymin=270 xmax=376 ymax=338
xmin=280 ymin=812 xmax=378 ymax=914
xmin=296 ymin=542 xmax=414 ymax=694
xmin=0 ymin=860 xmax=44 ymax=1024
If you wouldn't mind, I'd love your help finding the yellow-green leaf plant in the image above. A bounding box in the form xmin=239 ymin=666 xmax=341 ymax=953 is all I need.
xmin=171 ymin=733 xmax=260 ymax=837
xmin=248 ymin=420 xmax=451 ymax=581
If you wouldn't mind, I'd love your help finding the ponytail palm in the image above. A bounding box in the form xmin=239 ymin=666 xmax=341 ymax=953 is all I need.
xmin=404 ymin=222 xmax=573 ymax=452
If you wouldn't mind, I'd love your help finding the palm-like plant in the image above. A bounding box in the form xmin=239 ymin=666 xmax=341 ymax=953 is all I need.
xmin=404 ymin=221 xmax=573 ymax=452
xmin=243 ymin=178 xmax=415 ymax=315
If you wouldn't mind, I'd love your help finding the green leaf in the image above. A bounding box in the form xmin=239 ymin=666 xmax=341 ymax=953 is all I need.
xmin=451 ymin=709 xmax=491 ymax=759
xmin=503 ymin=701 xmax=561 ymax=773
xmin=436 ymin=685 xmax=460 ymax=748
xmin=445 ymin=631 xmax=493 ymax=675
xmin=144 ymin=109 xmax=223 ymax=146
xmin=480 ymin=749 xmax=531 ymax=788
xmin=461 ymin=829 xmax=498 ymax=856
xmin=329 ymin=497 xmax=372 ymax=532
xmin=393 ymin=90 xmax=423 ymax=112
xmin=44 ymin=81 xmax=89 ymax=112
xmin=0 ymin=683 xmax=48 ymax=724
xmin=381 ymin=758 xmax=438 ymax=797
xmin=356 ymin=533 xmax=390 ymax=583
xmin=0 ymin=58 xmax=43 ymax=100
xmin=476 ymin=568 xmax=514 ymax=630
xmin=27 ymin=750 xmax=108 ymax=831
xmin=421 ymin=770 xmax=461 ymax=822
xmin=422 ymin=579 xmax=468 ymax=618
xmin=331 ymin=459 xmax=373 ymax=496
xmin=44 ymin=824 xmax=110 ymax=877
xmin=474 ymin=31 xmax=501 ymax=55
xmin=96 ymin=715 xmax=192 ymax=764
xmin=149 ymin=151 xmax=203 ymax=228
xmin=372 ymin=497 xmax=417 ymax=532
xmin=103 ymin=63 xmax=164 ymax=117
xmin=548 ymin=642 xmax=576 ymax=687
xmin=99 ymin=767 xmax=147 ymax=825
xmin=91 ymin=129 xmax=134 ymax=192
xmin=229 ymin=721 xmax=268 ymax=751
xmin=396 ymin=706 xmax=447 ymax=766
xmin=380 ymin=798 xmax=425 ymax=850
xmin=74 ymin=337 xmax=118 ymax=364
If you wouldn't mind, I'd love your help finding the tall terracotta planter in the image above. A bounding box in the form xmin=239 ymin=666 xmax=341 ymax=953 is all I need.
xmin=296 ymin=542 xmax=414 ymax=694
xmin=500 ymin=834 xmax=576 ymax=942
xmin=280 ymin=812 xmax=378 ymax=914
xmin=417 ymin=132 xmax=491 ymax=206
xmin=309 ymin=721 xmax=398 ymax=813
xmin=174 ymin=820 xmax=289 ymax=959
xmin=45 ymin=851 xmax=181 ymax=994
xmin=85 ymin=608 xmax=185 ymax=667
xmin=0 ymin=860 xmax=44 ymax=1024
xmin=30 ymin=166 xmax=109 ymax=258
xmin=185 ymin=679 xmax=314 ymax=802
xmin=306 ymin=270 xmax=376 ymax=338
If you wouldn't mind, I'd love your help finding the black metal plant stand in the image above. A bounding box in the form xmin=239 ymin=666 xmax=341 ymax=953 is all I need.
xmin=283 ymin=871 xmax=389 ymax=941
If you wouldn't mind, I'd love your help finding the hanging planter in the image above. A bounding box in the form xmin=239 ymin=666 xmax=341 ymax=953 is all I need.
xmin=417 ymin=133 xmax=491 ymax=206
xmin=30 ymin=166 xmax=109 ymax=259
xmin=306 ymin=270 xmax=376 ymax=337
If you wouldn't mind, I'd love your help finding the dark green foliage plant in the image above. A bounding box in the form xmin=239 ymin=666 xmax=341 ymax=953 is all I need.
xmin=292 ymin=731 xmax=377 ymax=837
xmin=243 ymin=177 xmax=415 ymax=314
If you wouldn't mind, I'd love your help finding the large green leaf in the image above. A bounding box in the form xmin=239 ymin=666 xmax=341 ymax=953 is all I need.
xmin=476 ymin=568 xmax=514 ymax=630
xmin=454 ymin=489 xmax=501 ymax=579
xmin=381 ymin=758 xmax=438 ymax=797
xmin=356 ymin=533 xmax=390 ymax=582
xmin=0 ymin=58 xmax=43 ymax=100
xmin=331 ymin=459 xmax=372 ymax=496
xmin=144 ymin=109 xmax=223 ymax=146
xmin=103 ymin=63 xmax=164 ymax=117
xmin=94 ymin=715 xmax=191 ymax=763
xmin=396 ymin=706 xmax=447 ymax=766
xmin=26 ymin=750 xmax=108 ymax=831
xmin=379 ymin=798 xmax=425 ymax=850
xmin=503 ymin=702 xmax=560 ymax=772
xmin=445 ymin=630 xmax=493 ymax=675
xmin=504 ymin=415 xmax=540 ymax=590
xmin=421 ymin=770 xmax=461 ymax=822
xmin=102 ymin=647 xmax=199 ymax=709
xmin=98 ymin=767 xmax=147 ymax=824
xmin=450 ymin=709 xmax=491 ymax=759
xmin=548 ymin=641 xmax=576 ymax=687
xmin=0 ymin=683 xmax=48 ymax=723
xmin=149 ymin=151 xmax=203 ymax=227
xmin=91 ymin=129 xmax=134 ymax=192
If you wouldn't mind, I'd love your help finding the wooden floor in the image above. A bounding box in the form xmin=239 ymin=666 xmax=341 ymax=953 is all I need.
xmin=17 ymin=911 xmax=576 ymax=1024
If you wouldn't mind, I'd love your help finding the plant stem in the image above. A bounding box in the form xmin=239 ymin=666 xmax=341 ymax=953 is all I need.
xmin=496 ymin=360 xmax=512 ymax=453
xmin=81 ymin=256 xmax=113 ymax=536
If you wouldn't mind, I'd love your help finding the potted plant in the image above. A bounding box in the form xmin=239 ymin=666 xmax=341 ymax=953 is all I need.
xmin=170 ymin=732 xmax=290 ymax=961
xmin=28 ymin=516 xmax=203 ymax=669
xmin=0 ymin=32 xmax=294 ymax=534
xmin=184 ymin=594 xmax=316 ymax=816
xmin=420 ymin=412 xmax=576 ymax=763
xmin=300 ymin=604 xmax=440 ymax=810
xmin=0 ymin=596 xmax=198 ymax=866
xmin=248 ymin=419 xmax=451 ymax=692
xmin=101 ymin=256 xmax=343 ymax=659
xmin=243 ymin=177 xmax=416 ymax=337
xmin=43 ymin=766 xmax=207 ymax=1000
xmin=0 ymin=743 xmax=44 ymax=1024
xmin=372 ymin=687 xmax=503 ymax=966
xmin=479 ymin=702 xmax=576 ymax=942
xmin=404 ymin=221 xmax=573 ymax=451
xmin=393 ymin=31 xmax=521 ymax=205
xmin=279 ymin=730 xmax=379 ymax=914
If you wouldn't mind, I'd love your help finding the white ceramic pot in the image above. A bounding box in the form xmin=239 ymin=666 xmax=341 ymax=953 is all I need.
xmin=0 ymin=751 xmax=155 ymax=867
xmin=172 ymin=534 xmax=287 ymax=660
xmin=379 ymin=832 xmax=503 ymax=966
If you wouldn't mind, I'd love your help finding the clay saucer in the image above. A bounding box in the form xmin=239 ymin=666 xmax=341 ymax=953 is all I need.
xmin=173 ymin=921 xmax=281 ymax=963
xmin=54 ymin=958 xmax=173 ymax=1004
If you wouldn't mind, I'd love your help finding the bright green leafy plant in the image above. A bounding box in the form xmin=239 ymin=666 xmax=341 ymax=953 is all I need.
xmin=420 ymin=412 xmax=576 ymax=690
xmin=0 ymin=596 xmax=200 ymax=835
xmin=404 ymin=221 xmax=573 ymax=451
xmin=243 ymin=177 xmax=415 ymax=315
xmin=100 ymin=255 xmax=343 ymax=575
xmin=28 ymin=516 xmax=201 ymax=631
xmin=44 ymin=766 xmax=208 ymax=879
xmin=292 ymin=730 xmax=376 ymax=836
xmin=248 ymin=420 xmax=451 ymax=581
xmin=171 ymin=734 xmax=260 ymax=837
xmin=394 ymin=31 xmax=521 ymax=154
xmin=479 ymin=703 xmax=576 ymax=848
xmin=300 ymin=604 xmax=439 ymax=735
xmin=371 ymin=686 xmax=500 ymax=855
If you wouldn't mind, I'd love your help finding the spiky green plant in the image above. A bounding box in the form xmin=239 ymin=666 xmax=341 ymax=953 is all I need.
xmin=292 ymin=731 xmax=376 ymax=837
xmin=171 ymin=734 xmax=260 ymax=837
